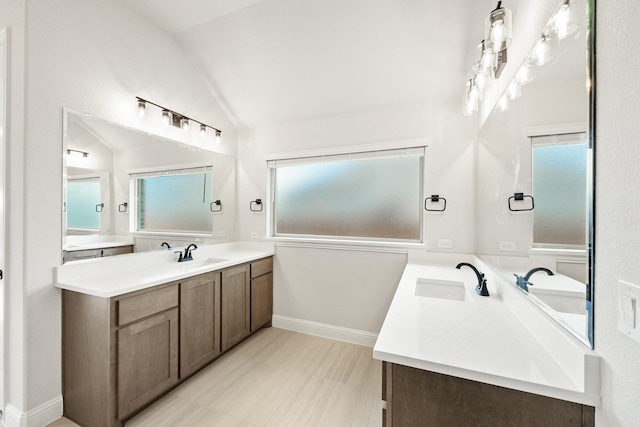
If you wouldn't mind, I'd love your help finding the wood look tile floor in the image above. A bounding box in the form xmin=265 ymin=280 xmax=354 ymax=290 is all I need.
xmin=50 ymin=327 xmax=382 ymax=427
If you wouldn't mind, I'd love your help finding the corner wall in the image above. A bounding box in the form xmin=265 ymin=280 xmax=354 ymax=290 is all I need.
xmin=594 ymin=2 xmax=640 ymax=425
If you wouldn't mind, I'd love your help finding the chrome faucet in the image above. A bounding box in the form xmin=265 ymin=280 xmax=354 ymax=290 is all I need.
xmin=455 ymin=262 xmax=490 ymax=297
xmin=175 ymin=243 xmax=198 ymax=262
xmin=513 ymin=267 xmax=554 ymax=292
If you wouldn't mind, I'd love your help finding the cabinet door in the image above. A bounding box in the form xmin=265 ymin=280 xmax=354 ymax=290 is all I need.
xmin=251 ymin=272 xmax=273 ymax=332
xmin=180 ymin=272 xmax=221 ymax=378
xmin=118 ymin=308 xmax=178 ymax=419
xmin=221 ymin=264 xmax=250 ymax=351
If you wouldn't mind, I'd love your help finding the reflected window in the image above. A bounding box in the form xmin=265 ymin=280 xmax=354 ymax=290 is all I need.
xmin=269 ymin=148 xmax=424 ymax=242
xmin=531 ymin=133 xmax=587 ymax=247
xmin=131 ymin=167 xmax=213 ymax=234
xmin=67 ymin=177 xmax=101 ymax=230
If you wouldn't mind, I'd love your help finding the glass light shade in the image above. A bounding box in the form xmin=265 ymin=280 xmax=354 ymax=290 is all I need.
xmin=473 ymin=41 xmax=496 ymax=76
xmin=531 ymin=35 xmax=556 ymax=66
xmin=200 ymin=124 xmax=207 ymax=137
xmin=496 ymin=94 xmax=510 ymax=112
xmin=137 ymin=100 xmax=146 ymax=117
xmin=180 ymin=118 xmax=190 ymax=132
xmin=162 ymin=109 xmax=171 ymax=126
xmin=484 ymin=6 xmax=512 ymax=53
xmin=515 ymin=62 xmax=534 ymax=85
xmin=215 ymin=130 xmax=222 ymax=144
xmin=474 ymin=71 xmax=490 ymax=90
xmin=551 ymin=1 xmax=578 ymax=40
xmin=506 ymin=81 xmax=522 ymax=100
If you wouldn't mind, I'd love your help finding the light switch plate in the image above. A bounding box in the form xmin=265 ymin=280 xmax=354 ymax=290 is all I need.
xmin=618 ymin=280 xmax=640 ymax=344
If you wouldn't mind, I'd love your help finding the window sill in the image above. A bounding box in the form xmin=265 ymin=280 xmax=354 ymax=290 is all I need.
xmin=265 ymin=236 xmax=427 ymax=253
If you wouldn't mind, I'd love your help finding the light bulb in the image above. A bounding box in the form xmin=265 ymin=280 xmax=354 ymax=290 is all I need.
xmin=496 ymin=94 xmax=510 ymax=112
xmin=162 ymin=110 xmax=171 ymax=126
xmin=484 ymin=6 xmax=512 ymax=53
xmin=474 ymin=72 xmax=489 ymax=90
xmin=137 ymin=99 xmax=146 ymax=117
xmin=515 ymin=62 xmax=533 ymax=85
xmin=506 ymin=81 xmax=521 ymax=100
xmin=532 ymin=36 xmax=553 ymax=66
xmin=181 ymin=118 xmax=190 ymax=132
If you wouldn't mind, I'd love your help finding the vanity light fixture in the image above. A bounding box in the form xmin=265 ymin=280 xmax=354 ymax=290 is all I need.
xmin=66 ymin=148 xmax=89 ymax=158
xmin=135 ymin=97 xmax=222 ymax=142
xmin=463 ymin=2 xmax=512 ymax=116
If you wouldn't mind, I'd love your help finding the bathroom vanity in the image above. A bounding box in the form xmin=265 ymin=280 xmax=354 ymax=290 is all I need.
xmin=57 ymin=242 xmax=274 ymax=427
xmin=373 ymin=252 xmax=599 ymax=427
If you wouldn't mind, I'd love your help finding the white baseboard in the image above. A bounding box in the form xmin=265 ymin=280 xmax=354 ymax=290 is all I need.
xmin=4 ymin=395 xmax=63 ymax=427
xmin=272 ymin=315 xmax=378 ymax=347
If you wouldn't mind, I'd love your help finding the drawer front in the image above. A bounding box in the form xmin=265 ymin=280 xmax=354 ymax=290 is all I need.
xmin=250 ymin=257 xmax=273 ymax=279
xmin=118 ymin=284 xmax=179 ymax=326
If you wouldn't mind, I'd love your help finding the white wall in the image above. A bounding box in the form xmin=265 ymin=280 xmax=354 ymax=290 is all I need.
xmin=594 ymin=1 xmax=640 ymax=425
xmin=3 ymin=0 xmax=236 ymax=423
xmin=238 ymin=96 xmax=476 ymax=336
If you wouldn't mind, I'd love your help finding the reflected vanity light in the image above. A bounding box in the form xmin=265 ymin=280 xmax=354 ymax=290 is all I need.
xmin=215 ymin=130 xmax=221 ymax=144
xmin=506 ymin=81 xmax=521 ymax=100
xmin=135 ymin=97 xmax=222 ymax=143
xmin=515 ymin=62 xmax=534 ymax=85
xmin=532 ymin=34 xmax=555 ymax=66
xmin=137 ymin=99 xmax=146 ymax=117
xmin=496 ymin=94 xmax=510 ymax=112
xmin=551 ymin=0 xmax=577 ymax=40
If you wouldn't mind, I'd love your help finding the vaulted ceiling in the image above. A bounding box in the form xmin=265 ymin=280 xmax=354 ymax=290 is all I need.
xmin=121 ymin=0 xmax=492 ymax=129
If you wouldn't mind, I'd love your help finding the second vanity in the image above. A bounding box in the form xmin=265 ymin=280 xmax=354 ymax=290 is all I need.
xmin=56 ymin=241 xmax=275 ymax=427
xmin=373 ymin=251 xmax=600 ymax=426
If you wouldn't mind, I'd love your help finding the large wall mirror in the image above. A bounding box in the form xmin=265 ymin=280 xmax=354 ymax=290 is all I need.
xmin=476 ymin=0 xmax=594 ymax=347
xmin=62 ymin=109 xmax=236 ymax=263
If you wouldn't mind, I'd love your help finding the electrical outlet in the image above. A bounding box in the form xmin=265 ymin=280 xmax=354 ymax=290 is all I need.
xmin=499 ymin=241 xmax=516 ymax=251
xmin=437 ymin=239 xmax=453 ymax=249
xmin=250 ymin=232 xmax=259 ymax=239
xmin=217 ymin=230 xmax=226 ymax=238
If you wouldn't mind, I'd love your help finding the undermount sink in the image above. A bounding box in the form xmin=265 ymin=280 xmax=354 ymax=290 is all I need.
xmin=415 ymin=278 xmax=466 ymax=301
xmin=179 ymin=258 xmax=228 ymax=272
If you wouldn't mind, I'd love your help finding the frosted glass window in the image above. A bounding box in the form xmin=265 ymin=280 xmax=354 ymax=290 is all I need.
xmin=532 ymin=139 xmax=586 ymax=246
xmin=133 ymin=169 xmax=213 ymax=233
xmin=272 ymin=153 xmax=423 ymax=241
xmin=67 ymin=179 xmax=100 ymax=229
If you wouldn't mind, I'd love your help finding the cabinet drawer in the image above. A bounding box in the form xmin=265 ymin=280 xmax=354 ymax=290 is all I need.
xmin=118 ymin=284 xmax=179 ymax=326
xmin=250 ymin=257 xmax=272 ymax=278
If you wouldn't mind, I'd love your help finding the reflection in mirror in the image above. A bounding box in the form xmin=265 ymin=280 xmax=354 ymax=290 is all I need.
xmin=477 ymin=0 xmax=594 ymax=347
xmin=62 ymin=109 xmax=236 ymax=263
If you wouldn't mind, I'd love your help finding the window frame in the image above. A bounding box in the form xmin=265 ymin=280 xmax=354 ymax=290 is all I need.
xmin=530 ymin=131 xmax=588 ymax=250
xmin=129 ymin=165 xmax=215 ymax=236
xmin=265 ymin=140 xmax=428 ymax=247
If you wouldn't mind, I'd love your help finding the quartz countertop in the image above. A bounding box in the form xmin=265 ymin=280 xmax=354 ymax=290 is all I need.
xmin=373 ymin=252 xmax=600 ymax=407
xmin=56 ymin=241 xmax=274 ymax=298
xmin=63 ymin=235 xmax=135 ymax=252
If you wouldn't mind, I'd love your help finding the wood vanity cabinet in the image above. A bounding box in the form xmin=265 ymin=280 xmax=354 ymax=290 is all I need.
xmin=250 ymin=257 xmax=273 ymax=332
xmin=221 ymin=264 xmax=251 ymax=351
xmin=382 ymin=362 xmax=595 ymax=427
xmin=179 ymin=271 xmax=221 ymax=378
xmin=62 ymin=256 xmax=273 ymax=427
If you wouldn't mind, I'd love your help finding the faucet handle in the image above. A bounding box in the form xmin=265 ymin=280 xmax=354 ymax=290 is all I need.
xmin=476 ymin=274 xmax=490 ymax=297
xmin=174 ymin=251 xmax=184 ymax=262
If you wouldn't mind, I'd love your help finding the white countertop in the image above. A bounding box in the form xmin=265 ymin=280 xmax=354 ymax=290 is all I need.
xmin=63 ymin=234 xmax=135 ymax=252
xmin=56 ymin=241 xmax=275 ymax=298
xmin=373 ymin=252 xmax=600 ymax=406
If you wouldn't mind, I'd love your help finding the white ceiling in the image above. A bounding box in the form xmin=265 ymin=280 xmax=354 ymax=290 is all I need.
xmin=120 ymin=0 xmax=492 ymax=128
